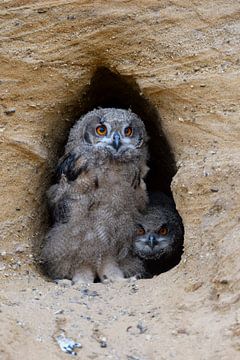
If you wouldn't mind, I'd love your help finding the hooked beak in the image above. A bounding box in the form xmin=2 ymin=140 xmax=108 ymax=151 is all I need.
xmin=147 ymin=234 xmax=158 ymax=249
xmin=112 ymin=131 xmax=121 ymax=151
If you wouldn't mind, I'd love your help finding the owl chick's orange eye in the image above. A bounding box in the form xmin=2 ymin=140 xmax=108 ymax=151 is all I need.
xmin=158 ymin=226 xmax=168 ymax=236
xmin=124 ymin=126 xmax=133 ymax=137
xmin=96 ymin=125 xmax=107 ymax=136
xmin=136 ymin=225 xmax=145 ymax=236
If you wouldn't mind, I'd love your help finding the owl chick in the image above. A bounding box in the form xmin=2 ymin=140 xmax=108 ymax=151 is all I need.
xmin=40 ymin=108 xmax=149 ymax=284
xmin=120 ymin=192 xmax=184 ymax=278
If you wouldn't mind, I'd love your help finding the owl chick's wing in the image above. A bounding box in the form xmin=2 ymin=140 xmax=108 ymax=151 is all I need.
xmin=48 ymin=148 xmax=93 ymax=224
xmin=56 ymin=149 xmax=88 ymax=182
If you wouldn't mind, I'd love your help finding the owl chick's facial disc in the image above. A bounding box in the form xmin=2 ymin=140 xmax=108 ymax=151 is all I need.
xmin=134 ymin=220 xmax=173 ymax=260
xmin=69 ymin=108 xmax=148 ymax=159
xmin=133 ymin=195 xmax=184 ymax=261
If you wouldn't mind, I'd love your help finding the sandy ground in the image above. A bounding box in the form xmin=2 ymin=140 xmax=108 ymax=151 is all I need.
xmin=0 ymin=257 xmax=239 ymax=360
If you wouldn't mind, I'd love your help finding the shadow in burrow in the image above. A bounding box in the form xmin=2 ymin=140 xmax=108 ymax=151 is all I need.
xmin=40 ymin=66 xmax=184 ymax=276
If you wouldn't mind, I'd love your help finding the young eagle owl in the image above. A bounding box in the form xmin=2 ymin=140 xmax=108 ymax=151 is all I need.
xmin=120 ymin=192 xmax=184 ymax=278
xmin=40 ymin=108 xmax=149 ymax=283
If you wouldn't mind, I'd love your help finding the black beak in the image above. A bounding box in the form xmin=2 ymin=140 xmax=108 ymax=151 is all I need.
xmin=147 ymin=234 xmax=158 ymax=249
xmin=112 ymin=132 xmax=121 ymax=151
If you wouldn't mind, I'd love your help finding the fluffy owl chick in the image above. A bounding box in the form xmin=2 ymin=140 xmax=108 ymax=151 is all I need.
xmin=120 ymin=192 xmax=184 ymax=278
xmin=40 ymin=108 xmax=149 ymax=283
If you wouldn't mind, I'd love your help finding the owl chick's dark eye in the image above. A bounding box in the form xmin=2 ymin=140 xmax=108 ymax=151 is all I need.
xmin=124 ymin=126 xmax=133 ymax=137
xmin=96 ymin=125 xmax=107 ymax=136
xmin=136 ymin=225 xmax=145 ymax=236
xmin=158 ymin=226 xmax=168 ymax=236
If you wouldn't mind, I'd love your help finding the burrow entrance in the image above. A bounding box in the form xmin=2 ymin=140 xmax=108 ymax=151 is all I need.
xmin=44 ymin=67 xmax=184 ymax=276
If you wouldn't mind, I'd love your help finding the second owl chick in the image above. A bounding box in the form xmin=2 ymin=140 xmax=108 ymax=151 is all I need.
xmin=40 ymin=108 xmax=149 ymax=284
xmin=121 ymin=192 xmax=184 ymax=278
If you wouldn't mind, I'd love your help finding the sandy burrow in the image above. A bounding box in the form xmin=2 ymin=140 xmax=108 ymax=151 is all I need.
xmin=0 ymin=1 xmax=240 ymax=359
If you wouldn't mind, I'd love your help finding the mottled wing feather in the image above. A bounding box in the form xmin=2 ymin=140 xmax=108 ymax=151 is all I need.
xmin=49 ymin=150 xmax=90 ymax=223
xmin=131 ymin=170 xmax=141 ymax=189
xmin=56 ymin=152 xmax=88 ymax=182
xmin=51 ymin=198 xmax=69 ymax=224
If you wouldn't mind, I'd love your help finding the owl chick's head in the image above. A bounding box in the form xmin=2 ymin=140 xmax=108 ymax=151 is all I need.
xmin=133 ymin=202 xmax=183 ymax=260
xmin=67 ymin=108 xmax=148 ymax=160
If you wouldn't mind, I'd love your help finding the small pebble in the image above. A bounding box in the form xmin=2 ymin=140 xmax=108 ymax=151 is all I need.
xmin=130 ymin=283 xmax=138 ymax=294
xmin=0 ymin=262 xmax=6 ymax=271
xmin=99 ymin=336 xmax=107 ymax=348
xmin=137 ymin=321 xmax=147 ymax=334
xmin=127 ymin=356 xmax=142 ymax=360
xmin=54 ymin=309 xmax=64 ymax=315
xmin=67 ymin=15 xmax=76 ymax=20
xmin=16 ymin=320 xmax=25 ymax=328
xmin=56 ymin=335 xmax=82 ymax=356
xmin=12 ymin=261 xmax=21 ymax=270
xmin=4 ymin=108 xmax=16 ymax=115
xmin=37 ymin=8 xmax=47 ymax=13
xmin=15 ymin=244 xmax=26 ymax=253
xmin=55 ymin=279 xmax=72 ymax=288
xmin=80 ymin=288 xmax=99 ymax=297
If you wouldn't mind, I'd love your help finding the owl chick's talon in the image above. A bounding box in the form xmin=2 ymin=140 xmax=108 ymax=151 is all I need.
xmin=72 ymin=268 xmax=95 ymax=284
xmin=99 ymin=258 xmax=125 ymax=283
xmin=128 ymin=275 xmax=139 ymax=282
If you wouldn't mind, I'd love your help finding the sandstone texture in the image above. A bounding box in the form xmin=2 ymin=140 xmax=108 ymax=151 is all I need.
xmin=0 ymin=1 xmax=240 ymax=359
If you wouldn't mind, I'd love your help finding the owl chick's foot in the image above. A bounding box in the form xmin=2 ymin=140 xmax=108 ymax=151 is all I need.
xmin=128 ymin=274 xmax=143 ymax=282
xmin=72 ymin=266 xmax=95 ymax=284
xmin=98 ymin=259 xmax=124 ymax=283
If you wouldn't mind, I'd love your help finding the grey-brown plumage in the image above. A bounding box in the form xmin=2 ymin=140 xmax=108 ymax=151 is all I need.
xmin=120 ymin=192 xmax=184 ymax=278
xmin=40 ymin=108 xmax=149 ymax=283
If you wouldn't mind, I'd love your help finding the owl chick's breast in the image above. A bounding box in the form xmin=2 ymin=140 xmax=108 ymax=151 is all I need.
xmin=54 ymin=161 xmax=145 ymax=262
xmin=92 ymin=164 xmax=146 ymax=253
